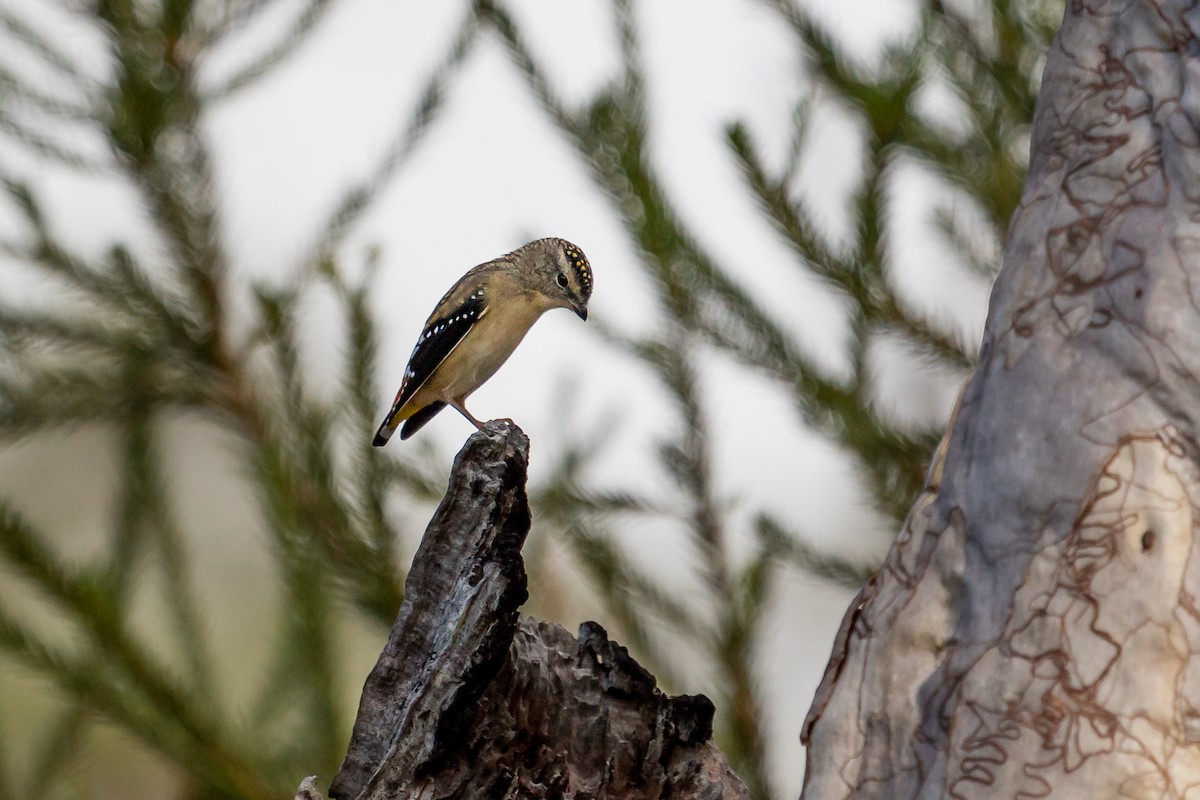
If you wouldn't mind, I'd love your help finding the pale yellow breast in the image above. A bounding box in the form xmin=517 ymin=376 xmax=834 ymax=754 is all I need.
xmin=430 ymin=297 xmax=546 ymax=403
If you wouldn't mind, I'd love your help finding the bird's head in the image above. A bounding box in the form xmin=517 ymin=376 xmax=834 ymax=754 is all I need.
xmin=518 ymin=237 xmax=593 ymax=320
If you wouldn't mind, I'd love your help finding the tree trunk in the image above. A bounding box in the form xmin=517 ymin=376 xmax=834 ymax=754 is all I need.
xmin=306 ymin=422 xmax=747 ymax=800
xmin=802 ymin=1 xmax=1200 ymax=797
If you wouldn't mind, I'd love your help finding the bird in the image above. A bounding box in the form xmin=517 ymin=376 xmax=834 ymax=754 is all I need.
xmin=372 ymin=237 xmax=593 ymax=445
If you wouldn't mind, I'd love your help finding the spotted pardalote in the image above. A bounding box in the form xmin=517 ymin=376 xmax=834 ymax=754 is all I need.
xmin=372 ymin=237 xmax=594 ymax=445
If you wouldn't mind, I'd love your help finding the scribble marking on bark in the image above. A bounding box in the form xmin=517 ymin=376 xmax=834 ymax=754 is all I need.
xmin=802 ymin=3 xmax=1200 ymax=797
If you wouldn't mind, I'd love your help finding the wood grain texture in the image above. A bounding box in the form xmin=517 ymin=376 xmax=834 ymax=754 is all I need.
xmin=324 ymin=421 xmax=747 ymax=800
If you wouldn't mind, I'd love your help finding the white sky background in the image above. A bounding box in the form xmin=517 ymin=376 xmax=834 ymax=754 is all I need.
xmin=0 ymin=0 xmax=1001 ymax=796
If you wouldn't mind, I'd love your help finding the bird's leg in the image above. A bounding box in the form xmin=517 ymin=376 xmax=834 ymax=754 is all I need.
xmin=449 ymin=399 xmax=486 ymax=430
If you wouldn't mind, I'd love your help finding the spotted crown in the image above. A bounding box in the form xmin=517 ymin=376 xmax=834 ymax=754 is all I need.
xmin=561 ymin=241 xmax=593 ymax=301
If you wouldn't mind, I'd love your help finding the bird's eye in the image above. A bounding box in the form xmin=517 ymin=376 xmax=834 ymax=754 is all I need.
xmin=556 ymin=271 xmax=569 ymax=289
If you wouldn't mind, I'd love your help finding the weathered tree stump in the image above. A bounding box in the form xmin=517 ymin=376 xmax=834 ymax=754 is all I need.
xmin=305 ymin=421 xmax=746 ymax=800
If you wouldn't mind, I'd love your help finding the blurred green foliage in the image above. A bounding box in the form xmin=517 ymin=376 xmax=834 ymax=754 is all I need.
xmin=0 ymin=1 xmax=1058 ymax=798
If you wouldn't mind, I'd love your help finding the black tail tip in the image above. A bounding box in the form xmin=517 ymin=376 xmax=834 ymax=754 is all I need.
xmin=372 ymin=432 xmax=389 ymax=447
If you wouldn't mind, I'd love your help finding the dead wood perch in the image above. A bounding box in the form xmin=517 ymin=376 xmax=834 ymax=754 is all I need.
xmin=310 ymin=421 xmax=747 ymax=800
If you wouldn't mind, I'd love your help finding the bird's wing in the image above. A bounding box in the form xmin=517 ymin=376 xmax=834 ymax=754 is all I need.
xmin=386 ymin=289 xmax=489 ymax=414
xmin=396 ymin=291 xmax=487 ymax=406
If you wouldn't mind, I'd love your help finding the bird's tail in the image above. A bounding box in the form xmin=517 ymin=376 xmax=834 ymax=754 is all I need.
xmin=373 ymin=398 xmax=448 ymax=445
xmin=372 ymin=418 xmax=397 ymax=447
xmin=372 ymin=402 xmax=412 ymax=447
xmin=398 ymin=401 xmax=446 ymax=440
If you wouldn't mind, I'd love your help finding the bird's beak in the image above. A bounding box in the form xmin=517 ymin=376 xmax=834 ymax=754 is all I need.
xmin=573 ymin=303 xmax=588 ymax=321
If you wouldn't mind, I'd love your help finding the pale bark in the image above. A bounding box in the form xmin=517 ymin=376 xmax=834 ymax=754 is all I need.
xmin=319 ymin=422 xmax=747 ymax=800
xmin=802 ymin=1 xmax=1200 ymax=797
